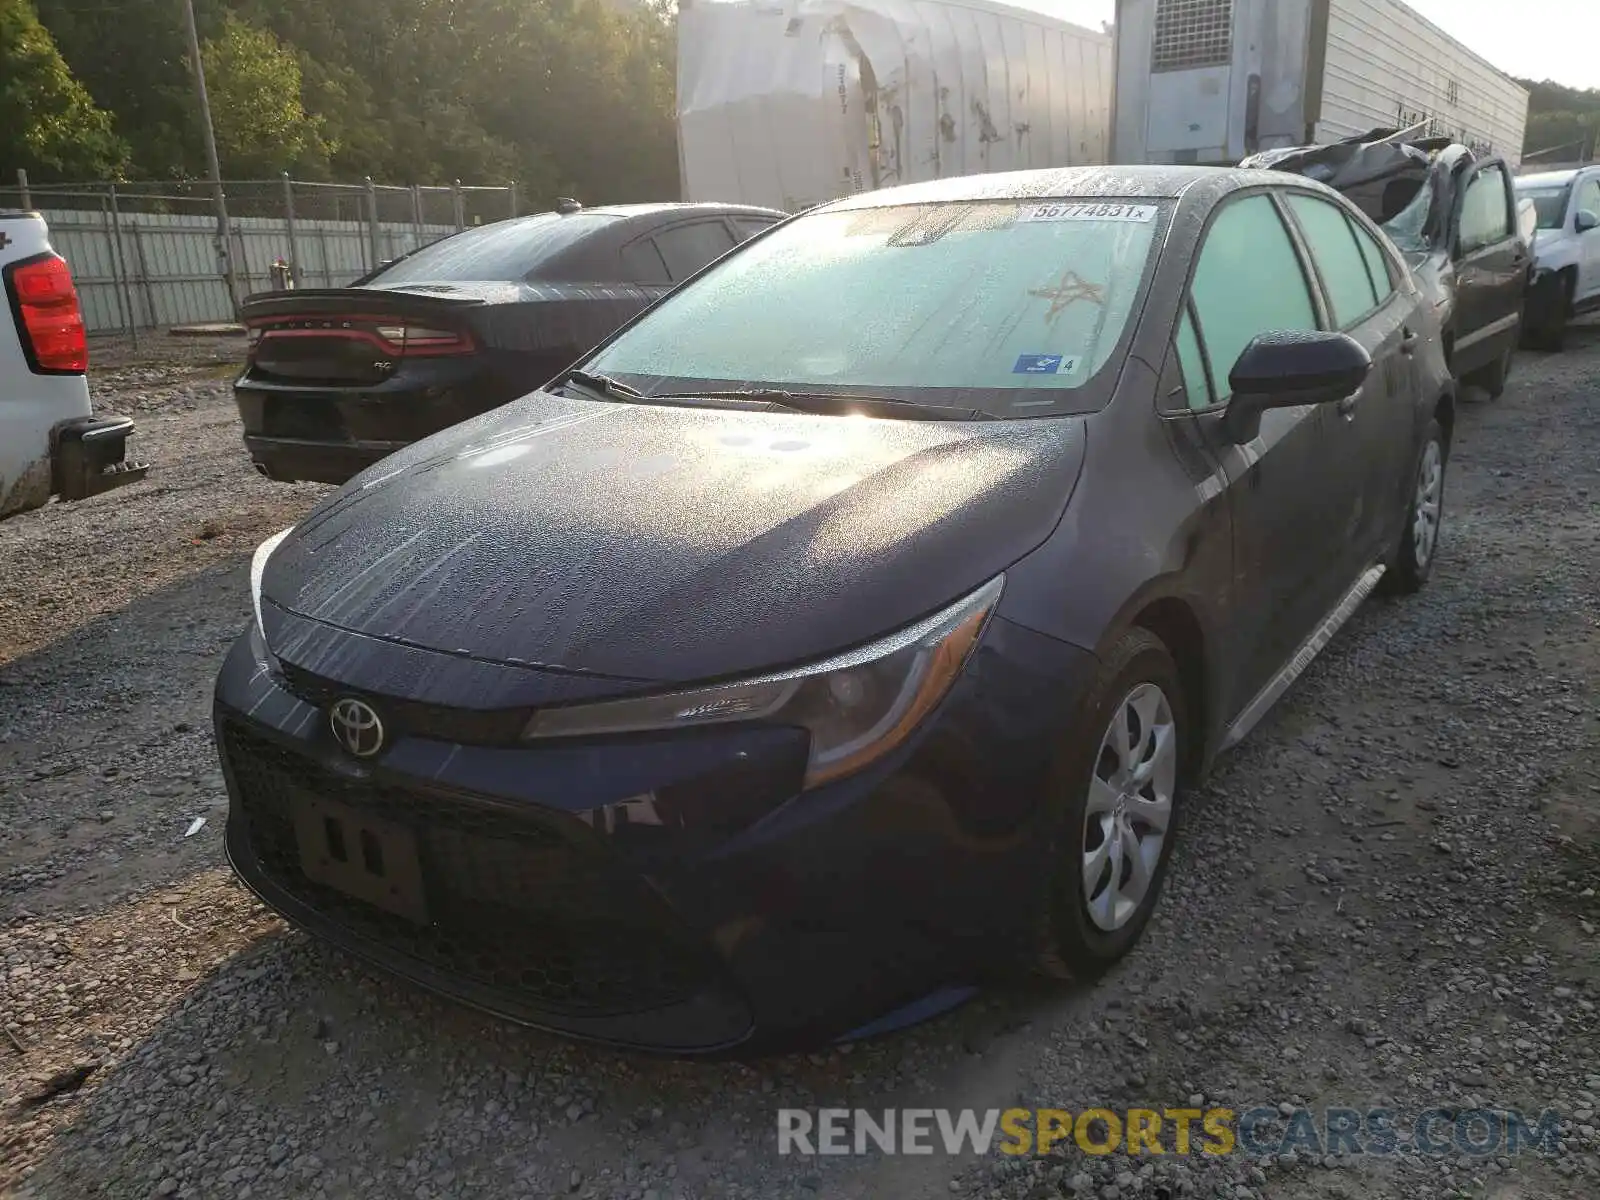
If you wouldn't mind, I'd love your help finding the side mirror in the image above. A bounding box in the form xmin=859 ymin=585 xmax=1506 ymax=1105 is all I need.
xmin=1223 ymin=331 xmax=1373 ymax=444
xmin=1576 ymin=209 xmax=1599 ymax=234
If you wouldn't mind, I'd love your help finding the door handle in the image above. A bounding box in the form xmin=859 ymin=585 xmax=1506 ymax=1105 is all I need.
xmin=1400 ymin=328 xmax=1419 ymax=356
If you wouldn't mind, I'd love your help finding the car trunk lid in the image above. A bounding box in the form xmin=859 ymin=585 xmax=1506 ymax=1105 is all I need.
xmin=241 ymin=286 xmax=489 ymax=387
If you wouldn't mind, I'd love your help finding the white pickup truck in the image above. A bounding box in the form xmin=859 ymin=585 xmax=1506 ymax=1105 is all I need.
xmin=1 ymin=210 xmax=147 ymax=519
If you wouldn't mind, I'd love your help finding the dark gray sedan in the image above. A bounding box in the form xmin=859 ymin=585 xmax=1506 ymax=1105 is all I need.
xmin=234 ymin=201 xmax=785 ymax=485
xmin=217 ymin=165 xmax=1455 ymax=1054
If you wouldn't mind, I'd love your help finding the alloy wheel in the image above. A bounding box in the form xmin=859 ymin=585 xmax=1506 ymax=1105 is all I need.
xmin=1082 ymin=682 xmax=1177 ymax=932
xmin=1412 ymin=439 xmax=1444 ymax=569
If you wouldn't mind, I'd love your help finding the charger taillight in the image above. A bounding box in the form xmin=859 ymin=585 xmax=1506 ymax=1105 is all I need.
xmin=246 ymin=318 xmax=473 ymax=359
xmin=6 ymin=254 xmax=88 ymax=373
xmin=373 ymin=324 xmax=474 ymax=356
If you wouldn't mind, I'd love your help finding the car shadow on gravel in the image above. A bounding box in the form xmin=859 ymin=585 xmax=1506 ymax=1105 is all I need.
xmin=8 ymin=854 xmax=1103 ymax=1199
xmin=0 ymin=553 xmax=256 ymax=914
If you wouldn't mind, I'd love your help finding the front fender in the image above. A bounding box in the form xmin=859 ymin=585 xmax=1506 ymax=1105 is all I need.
xmin=994 ymin=370 xmax=1235 ymax=760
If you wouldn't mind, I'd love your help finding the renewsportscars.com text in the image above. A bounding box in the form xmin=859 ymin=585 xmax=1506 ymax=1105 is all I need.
xmin=776 ymin=1107 xmax=1565 ymax=1159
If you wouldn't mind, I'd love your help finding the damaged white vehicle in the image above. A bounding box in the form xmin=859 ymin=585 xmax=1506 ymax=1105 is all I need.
xmin=1 ymin=210 xmax=147 ymax=519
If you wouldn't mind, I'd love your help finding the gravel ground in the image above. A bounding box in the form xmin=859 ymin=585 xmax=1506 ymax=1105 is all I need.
xmin=2 ymin=328 xmax=1597 ymax=1200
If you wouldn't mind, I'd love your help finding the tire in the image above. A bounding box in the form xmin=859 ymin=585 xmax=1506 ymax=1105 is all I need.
xmin=1036 ymin=628 xmax=1187 ymax=980
xmin=1466 ymin=346 xmax=1513 ymax=400
xmin=1522 ymin=275 xmax=1572 ymax=352
xmin=1384 ymin=417 xmax=1448 ymax=596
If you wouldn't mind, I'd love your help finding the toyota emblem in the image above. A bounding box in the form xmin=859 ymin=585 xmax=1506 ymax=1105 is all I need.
xmin=329 ymin=697 xmax=386 ymax=759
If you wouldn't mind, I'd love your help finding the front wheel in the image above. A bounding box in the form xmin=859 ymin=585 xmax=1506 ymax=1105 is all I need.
xmin=1036 ymin=628 xmax=1186 ymax=979
xmin=1384 ymin=417 xmax=1447 ymax=595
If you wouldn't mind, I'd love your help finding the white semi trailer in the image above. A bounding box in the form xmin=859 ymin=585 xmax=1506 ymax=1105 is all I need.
xmin=1111 ymin=0 xmax=1529 ymax=168
xmin=676 ymin=0 xmax=1115 ymax=212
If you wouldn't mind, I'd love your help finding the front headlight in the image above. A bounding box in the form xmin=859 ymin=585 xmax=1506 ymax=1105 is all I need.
xmin=249 ymin=527 xmax=294 ymax=638
xmin=524 ymin=576 xmax=1005 ymax=788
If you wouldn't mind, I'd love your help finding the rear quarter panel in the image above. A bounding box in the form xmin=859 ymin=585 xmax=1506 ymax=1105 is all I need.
xmin=473 ymin=286 xmax=661 ymax=391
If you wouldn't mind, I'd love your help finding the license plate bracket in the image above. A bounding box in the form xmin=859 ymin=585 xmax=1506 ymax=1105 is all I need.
xmin=291 ymin=794 xmax=429 ymax=925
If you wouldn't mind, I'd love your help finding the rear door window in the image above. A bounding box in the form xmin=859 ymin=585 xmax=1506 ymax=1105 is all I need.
xmin=1286 ymin=194 xmax=1381 ymax=328
xmin=367 ymin=213 xmax=619 ymax=285
xmin=1347 ymin=217 xmax=1396 ymax=300
xmin=1184 ymin=193 xmax=1320 ymax=405
xmin=620 ymin=238 xmax=671 ymax=285
xmin=653 ymin=220 xmax=739 ymax=281
xmin=731 ymin=217 xmax=779 ymax=242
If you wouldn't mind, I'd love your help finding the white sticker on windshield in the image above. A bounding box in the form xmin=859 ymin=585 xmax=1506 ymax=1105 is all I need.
xmin=1018 ymin=202 xmax=1159 ymax=224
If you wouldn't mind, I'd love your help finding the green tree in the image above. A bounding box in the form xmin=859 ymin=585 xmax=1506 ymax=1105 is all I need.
xmin=201 ymin=12 xmax=332 ymax=175
xmin=1517 ymin=78 xmax=1600 ymax=161
xmin=33 ymin=0 xmax=195 ymax=178
xmin=0 ymin=0 xmax=128 ymax=179
xmin=1525 ymin=110 xmax=1600 ymax=162
xmin=29 ymin=0 xmax=684 ymax=198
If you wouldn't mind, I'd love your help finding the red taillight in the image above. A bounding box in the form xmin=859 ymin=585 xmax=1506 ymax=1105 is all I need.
xmin=8 ymin=254 xmax=89 ymax=373
xmin=246 ymin=317 xmax=474 ymax=359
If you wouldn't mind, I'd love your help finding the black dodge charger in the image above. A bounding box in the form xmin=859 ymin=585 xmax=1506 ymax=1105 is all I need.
xmin=235 ymin=201 xmax=786 ymax=484
xmin=217 ymin=166 xmax=1456 ymax=1054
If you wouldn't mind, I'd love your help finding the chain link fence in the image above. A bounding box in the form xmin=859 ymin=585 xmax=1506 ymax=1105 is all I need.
xmin=1 ymin=172 xmax=521 ymax=338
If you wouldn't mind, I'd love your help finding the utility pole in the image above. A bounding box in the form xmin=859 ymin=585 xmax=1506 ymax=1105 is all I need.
xmin=182 ymin=0 xmax=240 ymax=316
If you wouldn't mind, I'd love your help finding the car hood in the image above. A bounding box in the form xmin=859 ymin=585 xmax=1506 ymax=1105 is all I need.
xmin=262 ymin=392 xmax=1088 ymax=685
xmin=1526 ymin=225 xmax=1572 ymax=264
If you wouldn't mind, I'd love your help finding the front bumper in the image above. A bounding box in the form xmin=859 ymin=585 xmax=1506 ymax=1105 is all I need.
xmin=52 ymin=416 xmax=149 ymax=501
xmin=220 ymin=716 xmax=759 ymax=1051
xmin=213 ymin=616 xmax=1096 ymax=1054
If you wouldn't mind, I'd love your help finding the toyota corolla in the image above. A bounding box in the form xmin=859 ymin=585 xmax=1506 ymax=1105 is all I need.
xmin=215 ymin=166 xmax=1455 ymax=1054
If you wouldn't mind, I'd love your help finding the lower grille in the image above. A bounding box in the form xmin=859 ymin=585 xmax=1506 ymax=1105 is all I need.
xmin=221 ymin=721 xmax=717 ymax=1017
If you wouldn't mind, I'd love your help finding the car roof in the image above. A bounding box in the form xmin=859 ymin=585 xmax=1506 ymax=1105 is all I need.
xmin=560 ymin=202 xmax=787 ymax=220
xmin=459 ymin=204 xmax=787 ymax=243
xmin=1516 ymin=169 xmax=1582 ymax=187
xmin=818 ymin=165 xmax=1303 ymax=212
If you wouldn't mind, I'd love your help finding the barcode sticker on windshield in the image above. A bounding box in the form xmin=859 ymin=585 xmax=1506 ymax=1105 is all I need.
xmin=1018 ymin=203 xmax=1158 ymax=223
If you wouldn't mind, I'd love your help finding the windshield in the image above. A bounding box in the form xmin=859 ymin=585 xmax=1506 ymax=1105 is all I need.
xmin=579 ymin=198 xmax=1166 ymax=417
xmin=367 ymin=213 xmax=619 ymax=285
xmin=1381 ymin=177 xmax=1434 ymax=253
xmin=1517 ymin=184 xmax=1573 ymax=229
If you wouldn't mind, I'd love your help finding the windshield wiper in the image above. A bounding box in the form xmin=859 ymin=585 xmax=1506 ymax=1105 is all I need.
xmin=649 ymin=388 xmax=997 ymax=421
xmin=561 ymin=375 xmax=995 ymax=420
xmin=561 ymin=369 xmax=647 ymax=402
